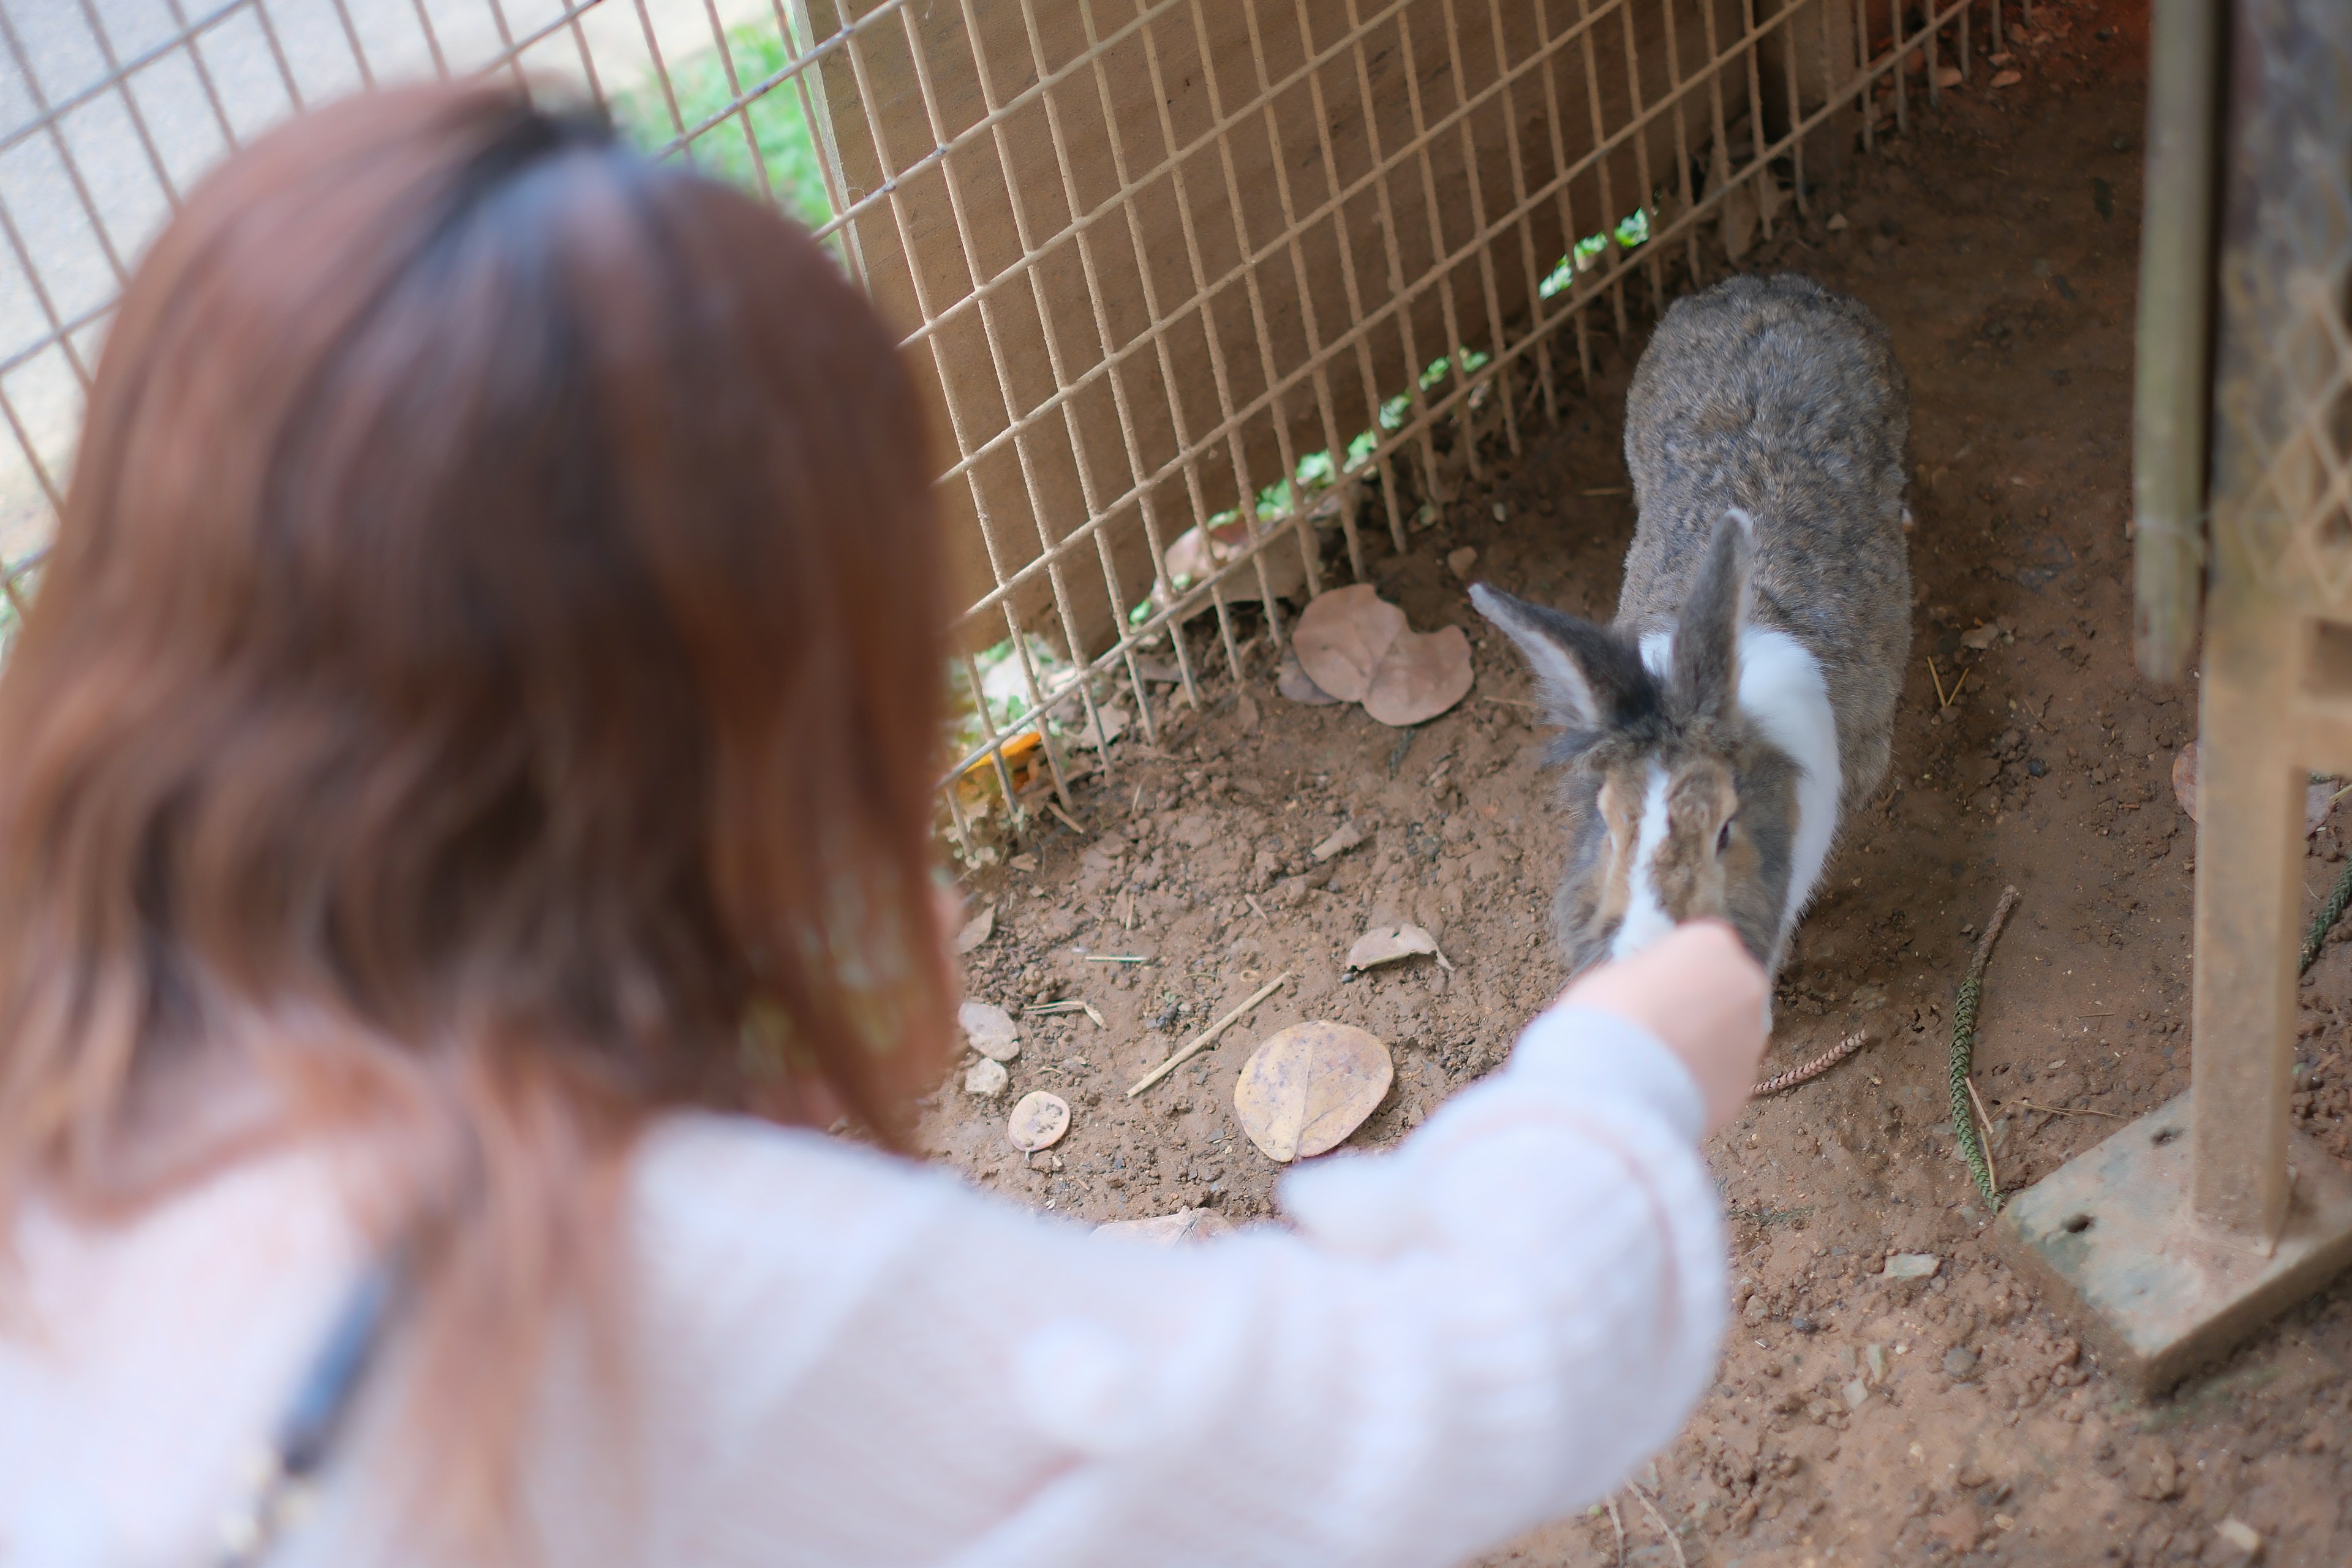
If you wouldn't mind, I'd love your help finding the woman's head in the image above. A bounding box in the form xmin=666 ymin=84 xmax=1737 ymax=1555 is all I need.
xmin=0 ymin=81 xmax=950 ymax=1529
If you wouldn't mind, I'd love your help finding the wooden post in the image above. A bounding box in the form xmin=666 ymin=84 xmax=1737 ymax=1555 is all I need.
xmin=2188 ymin=589 xmax=2300 ymax=1250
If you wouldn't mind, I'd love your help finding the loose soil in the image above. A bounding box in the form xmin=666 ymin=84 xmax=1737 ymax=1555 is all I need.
xmin=922 ymin=4 xmax=2352 ymax=1562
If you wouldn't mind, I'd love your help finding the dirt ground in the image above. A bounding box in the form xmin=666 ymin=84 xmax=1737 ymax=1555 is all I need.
xmin=921 ymin=4 xmax=2352 ymax=1562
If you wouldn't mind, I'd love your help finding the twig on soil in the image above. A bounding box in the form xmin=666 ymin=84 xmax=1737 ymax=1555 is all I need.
xmin=1046 ymin=801 xmax=1085 ymax=835
xmin=1604 ymin=1498 xmax=1627 ymax=1567
xmin=1084 ymin=954 xmax=1154 ymax=963
xmin=1630 ymin=1486 xmax=1690 ymax=1568
xmin=1387 ymin=727 xmax=1418 ymax=779
xmin=1966 ymin=1076 xmax=2003 ymax=1196
xmin=1246 ymin=894 xmax=1269 ymax=923
xmin=1026 ymin=1000 xmax=1107 ymax=1027
xmin=1951 ymin=885 xmax=2021 ymax=1212
xmin=2016 ymin=1098 xmax=2120 ymax=1120
xmin=1753 ymin=1030 xmax=1872 ymax=1096
xmin=1479 ymin=694 xmax=1540 ymax=708
xmin=1927 ymin=657 xmax=1949 ymax=707
xmin=1125 ymin=971 xmax=1292 ymax=1097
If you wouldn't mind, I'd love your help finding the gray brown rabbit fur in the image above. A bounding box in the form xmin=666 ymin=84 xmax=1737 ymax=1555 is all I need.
xmin=1472 ymin=273 xmax=1910 ymax=988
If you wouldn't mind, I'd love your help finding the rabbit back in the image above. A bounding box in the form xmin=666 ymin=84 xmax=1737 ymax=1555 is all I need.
xmin=1616 ymin=273 xmax=1910 ymax=807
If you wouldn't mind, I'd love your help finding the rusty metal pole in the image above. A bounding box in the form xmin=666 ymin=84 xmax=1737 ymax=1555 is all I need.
xmin=2130 ymin=0 xmax=2218 ymax=683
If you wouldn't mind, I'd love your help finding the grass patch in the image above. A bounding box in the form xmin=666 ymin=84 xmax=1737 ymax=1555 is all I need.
xmin=612 ymin=23 xmax=832 ymax=235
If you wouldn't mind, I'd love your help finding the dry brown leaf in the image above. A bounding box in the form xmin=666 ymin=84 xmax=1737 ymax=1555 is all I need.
xmin=1990 ymin=68 xmax=2022 ymax=88
xmin=1166 ymin=519 xmax=1306 ymax=604
xmin=954 ymin=904 xmax=997 ymax=954
xmin=1344 ymin=922 xmax=1452 ymax=972
xmin=1093 ymin=1207 xmax=1235 ymax=1244
xmin=1363 ymin=625 xmax=1474 ymax=727
xmin=1311 ymin=822 xmax=1365 ymax=862
xmin=2173 ymin=741 xmax=2338 ymax=835
xmin=1008 ymin=1090 xmax=1071 ymax=1152
xmin=1233 ymin=1020 xmax=1394 ymax=1163
xmin=1293 ymin=585 xmax=1406 ymax=703
xmin=959 ymin=999 xmax=1022 ymax=1061
xmin=1277 ymin=649 xmax=1343 ymax=705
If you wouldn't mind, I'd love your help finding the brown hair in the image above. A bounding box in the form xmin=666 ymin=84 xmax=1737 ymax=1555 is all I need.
xmin=0 ymin=84 xmax=951 ymax=1539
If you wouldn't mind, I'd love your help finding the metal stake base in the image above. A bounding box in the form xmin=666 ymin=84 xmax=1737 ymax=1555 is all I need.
xmin=1996 ymin=1091 xmax=2352 ymax=1396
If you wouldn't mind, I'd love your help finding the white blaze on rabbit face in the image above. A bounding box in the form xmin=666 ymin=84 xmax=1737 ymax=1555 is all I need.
xmin=1608 ymin=762 xmax=1675 ymax=959
xmin=1641 ymin=626 xmax=1842 ymax=941
xmin=1596 ymin=753 xmax=1749 ymax=962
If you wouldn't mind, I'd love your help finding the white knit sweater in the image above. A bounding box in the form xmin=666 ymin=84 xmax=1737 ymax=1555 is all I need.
xmin=0 ymin=1003 xmax=1725 ymax=1567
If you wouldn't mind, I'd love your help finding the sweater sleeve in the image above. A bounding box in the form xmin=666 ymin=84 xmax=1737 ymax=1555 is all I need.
xmin=644 ymin=1001 xmax=1726 ymax=1568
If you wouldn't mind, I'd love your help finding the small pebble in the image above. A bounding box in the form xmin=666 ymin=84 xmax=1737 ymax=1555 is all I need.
xmin=1884 ymin=1252 xmax=1940 ymax=1280
xmin=1943 ymin=1346 xmax=1980 ymax=1381
xmin=963 ymin=1057 xmax=1009 ymax=1096
xmin=2215 ymin=1518 xmax=2262 ymax=1557
xmin=1790 ymin=1314 xmax=1819 ymax=1334
xmin=1447 ymin=545 xmax=1479 ymax=579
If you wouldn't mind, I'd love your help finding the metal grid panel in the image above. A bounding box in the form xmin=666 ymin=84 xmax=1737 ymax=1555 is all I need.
xmin=0 ymin=0 xmax=2008 ymax=854
xmin=2206 ymin=0 xmax=2352 ymax=615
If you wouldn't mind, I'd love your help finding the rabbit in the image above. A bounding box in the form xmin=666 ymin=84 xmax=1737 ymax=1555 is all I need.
xmin=1471 ymin=273 xmax=1910 ymax=993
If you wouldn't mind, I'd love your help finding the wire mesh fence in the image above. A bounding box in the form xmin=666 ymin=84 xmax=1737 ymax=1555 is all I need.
xmin=0 ymin=0 xmax=2021 ymax=858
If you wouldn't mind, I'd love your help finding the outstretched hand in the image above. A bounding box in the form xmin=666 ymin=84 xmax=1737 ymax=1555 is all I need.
xmin=1559 ymin=921 xmax=1768 ymax=1137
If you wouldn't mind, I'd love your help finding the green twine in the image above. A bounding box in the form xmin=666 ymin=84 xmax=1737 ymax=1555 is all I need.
xmin=1951 ymin=886 xmax=2021 ymax=1215
xmin=1938 ymin=851 xmax=2352 ymax=1218
xmin=2302 ymin=857 xmax=2352 ymax=976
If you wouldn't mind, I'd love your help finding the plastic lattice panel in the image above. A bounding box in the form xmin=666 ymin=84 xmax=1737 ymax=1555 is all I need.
xmin=2209 ymin=0 xmax=2352 ymax=612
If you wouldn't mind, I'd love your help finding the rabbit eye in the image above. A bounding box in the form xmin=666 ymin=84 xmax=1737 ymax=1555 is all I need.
xmin=1716 ymin=816 xmax=1737 ymax=853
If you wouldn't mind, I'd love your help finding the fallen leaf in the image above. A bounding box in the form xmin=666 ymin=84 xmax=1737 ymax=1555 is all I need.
xmin=959 ymin=999 xmax=1022 ymax=1061
xmin=1165 ymin=519 xmax=1307 ymax=604
xmin=1311 ymin=822 xmax=1365 ymax=862
xmin=1934 ymin=65 xmax=1962 ymax=88
xmin=1959 ymin=621 xmax=2004 ymax=650
xmin=1074 ymin=704 xmax=1129 ymax=750
xmin=964 ymin=1057 xmax=1009 ymax=1095
xmin=2175 ymin=741 xmax=2339 ymax=835
xmin=1277 ymin=649 xmax=1343 ymax=705
xmin=1446 ymin=545 xmax=1479 ymax=579
xmin=1344 ymin=922 xmax=1452 ymax=972
xmin=1093 ymin=1207 xmax=1235 ymax=1244
xmin=1232 ymin=1020 xmax=1393 ymax=1162
xmin=1363 ymin=625 xmax=1474 ymax=727
xmin=1883 ymin=1252 xmax=1940 ymax=1280
xmin=1293 ymin=584 xmax=1407 ymax=703
xmin=955 ymin=904 xmax=997 ymax=954
xmin=1991 ymin=68 xmax=2022 ymax=87
xmin=1008 ymin=1090 xmax=1071 ymax=1152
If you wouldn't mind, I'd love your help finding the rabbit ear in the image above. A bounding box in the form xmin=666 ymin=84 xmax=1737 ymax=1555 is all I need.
xmin=1670 ymin=509 xmax=1754 ymax=722
xmin=1469 ymin=582 xmax=1657 ymax=736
